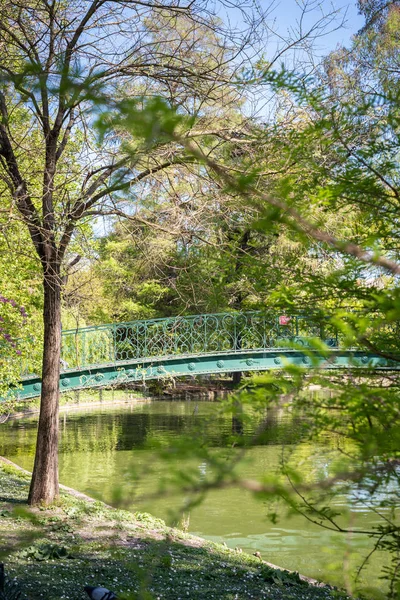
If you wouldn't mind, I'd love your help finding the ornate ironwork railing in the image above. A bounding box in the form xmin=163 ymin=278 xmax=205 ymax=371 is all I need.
xmin=60 ymin=312 xmax=339 ymax=370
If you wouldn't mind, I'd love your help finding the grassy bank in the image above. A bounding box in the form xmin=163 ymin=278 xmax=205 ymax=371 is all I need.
xmin=0 ymin=461 xmax=349 ymax=600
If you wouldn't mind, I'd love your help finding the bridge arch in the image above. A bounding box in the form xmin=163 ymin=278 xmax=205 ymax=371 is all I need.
xmin=18 ymin=312 xmax=395 ymax=399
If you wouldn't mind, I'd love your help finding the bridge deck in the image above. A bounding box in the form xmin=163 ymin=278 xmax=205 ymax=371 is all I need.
xmin=14 ymin=312 xmax=400 ymax=399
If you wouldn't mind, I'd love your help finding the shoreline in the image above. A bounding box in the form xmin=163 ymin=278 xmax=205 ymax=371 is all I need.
xmin=0 ymin=456 xmax=345 ymax=599
xmin=9 ymin=394 xmax=151 ymax=421
xmin=8 ymin=383 xmax=231 ymax=421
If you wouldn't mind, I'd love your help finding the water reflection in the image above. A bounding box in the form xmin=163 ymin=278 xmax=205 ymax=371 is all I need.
xmin=0 ymin=399 xmax=389 ymax=593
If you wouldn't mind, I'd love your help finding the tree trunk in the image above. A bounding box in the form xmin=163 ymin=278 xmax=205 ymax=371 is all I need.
xmin=230 ymin=230 xmax=251 ymax=386
xmin=28 ymin=267 xmax=61 ymax=505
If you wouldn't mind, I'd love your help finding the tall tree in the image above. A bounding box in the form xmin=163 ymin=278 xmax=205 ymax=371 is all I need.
xmin=0 ymin=0 xmax=259 ymax=504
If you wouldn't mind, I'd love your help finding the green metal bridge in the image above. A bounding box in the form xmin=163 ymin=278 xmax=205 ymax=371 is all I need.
xmin=18 ymin=312 xmax=399 ymax=399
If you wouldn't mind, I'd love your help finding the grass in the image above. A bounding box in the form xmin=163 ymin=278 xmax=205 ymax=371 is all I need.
xmin=0 ymin=462 xmax=349 ymax=600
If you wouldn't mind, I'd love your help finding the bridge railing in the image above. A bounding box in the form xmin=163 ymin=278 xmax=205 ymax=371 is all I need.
xmin=60 ymin=312 xmax=337 ymax=370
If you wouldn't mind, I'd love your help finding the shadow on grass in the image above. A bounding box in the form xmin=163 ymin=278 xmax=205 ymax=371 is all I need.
xmin=6 ymin=536 xmax=340 ymax=600
xmin=0 ymin=495 xmax=27 ymax=504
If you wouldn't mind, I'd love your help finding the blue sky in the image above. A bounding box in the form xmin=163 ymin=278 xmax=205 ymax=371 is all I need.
xmin=220 ymin=1 xmax=365 ymax=67
xmin=259 ymin=0 xmax=365 ymax=55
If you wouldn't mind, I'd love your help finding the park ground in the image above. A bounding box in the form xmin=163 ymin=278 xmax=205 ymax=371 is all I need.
xmin=0 ymin=460 xmax=349 ymax=600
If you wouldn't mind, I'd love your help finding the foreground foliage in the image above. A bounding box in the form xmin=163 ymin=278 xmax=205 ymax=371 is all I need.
xmin=84 ymin=2 xmax=400 ymax=595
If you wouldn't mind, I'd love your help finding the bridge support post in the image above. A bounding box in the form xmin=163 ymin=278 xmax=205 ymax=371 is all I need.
xmin=232 ymin=371 xmax=242 ymax=385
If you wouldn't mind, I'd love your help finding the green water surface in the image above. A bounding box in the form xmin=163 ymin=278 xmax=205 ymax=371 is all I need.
xmin=0 ymin=398 xmax=390 ymax=595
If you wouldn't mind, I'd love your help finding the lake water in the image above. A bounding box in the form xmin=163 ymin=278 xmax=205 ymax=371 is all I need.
xmin=0 ymin=398 xmax=389 ymax=595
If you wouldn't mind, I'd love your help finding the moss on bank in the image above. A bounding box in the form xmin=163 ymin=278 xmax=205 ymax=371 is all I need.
xmin=0 ymin=462 xmax=348 ymax=600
